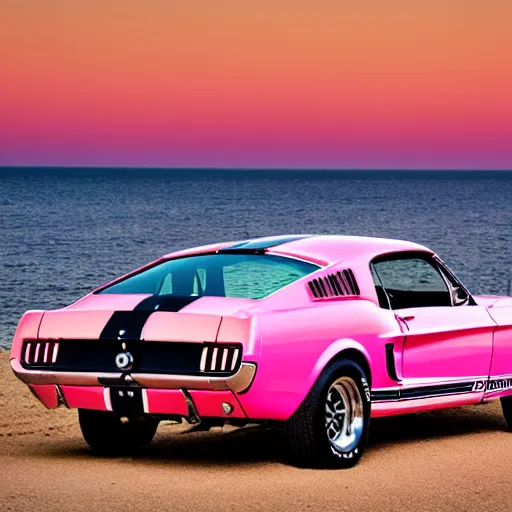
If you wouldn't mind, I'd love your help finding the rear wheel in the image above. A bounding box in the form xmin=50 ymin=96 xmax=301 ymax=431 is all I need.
xmin=286 ymin=359 xmax=371 ymax=468
xmin=501 ymin=396 xmax=512 ymax=431
xmin=78 ymin=409 xmax=159 ymax=456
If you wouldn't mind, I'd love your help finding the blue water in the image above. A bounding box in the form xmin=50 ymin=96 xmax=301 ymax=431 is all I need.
xmin=0 ymin=169 xmax=511 ymax=349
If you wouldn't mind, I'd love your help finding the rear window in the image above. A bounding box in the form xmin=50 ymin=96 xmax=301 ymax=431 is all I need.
xmin=98 ymin=253 xmax=320 ymax=300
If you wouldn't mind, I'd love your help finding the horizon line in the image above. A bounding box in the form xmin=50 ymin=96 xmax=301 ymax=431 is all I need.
xmin=1 ymin=166 xmax=512 ymax=172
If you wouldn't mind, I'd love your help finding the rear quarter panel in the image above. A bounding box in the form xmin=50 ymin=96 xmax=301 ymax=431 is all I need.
xmin=10 ymin=311 xmax=45 ymax=361
xmin=236 ymin=300 xmax=401 ymax=420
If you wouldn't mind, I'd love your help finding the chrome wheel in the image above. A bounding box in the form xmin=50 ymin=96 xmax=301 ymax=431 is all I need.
xmin=325 ymin=376 xmax=364 ymax=453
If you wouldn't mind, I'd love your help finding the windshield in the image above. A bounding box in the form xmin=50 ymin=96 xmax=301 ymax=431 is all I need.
xmin=98 ymin=253 xmax=320 ymax=299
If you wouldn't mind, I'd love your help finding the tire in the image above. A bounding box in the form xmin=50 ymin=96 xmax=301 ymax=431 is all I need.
xmin=78 ymin=409 xmax=159 ymax=456
xmin=285 ymin=359 xmax=371 ymax=469
xmin=501 ymin=396 xmax=512 ymax=431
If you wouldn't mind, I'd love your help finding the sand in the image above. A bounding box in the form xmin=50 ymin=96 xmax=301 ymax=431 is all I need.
xmin=1 ymin=350 xmax=511 ymax=512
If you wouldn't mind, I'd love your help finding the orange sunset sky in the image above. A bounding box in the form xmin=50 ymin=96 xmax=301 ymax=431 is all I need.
xmin=1 ymin=1 xmax=511 ymax=169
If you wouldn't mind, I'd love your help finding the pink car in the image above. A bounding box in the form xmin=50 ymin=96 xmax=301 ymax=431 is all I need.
xmin=10 ymin=235 xmax=512 ymax=468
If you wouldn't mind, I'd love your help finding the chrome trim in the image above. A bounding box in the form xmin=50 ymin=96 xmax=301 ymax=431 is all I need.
xmin=210 ymin=363 xmax=256 ymax=393
xmin=488 ymin=373 xmax=512 ymax=381
xmin=221 ymin=348 xmax=228 ymax=371
xmin=103 ymin=387 xmax=113 ymax=411
xmin=199 ymin=346 xmax=208 ymax=371
xmin=52 ymin=342 xmax=59 ymax=363
xmin=11 ymin=359 xmax=257 ymax=394
xmin=211 ymin=347 xmax=218 ymax=371
xmin=141 ymin=388 xmax=149 ymax=413
xmin=12 ymin=359 xmax=124 ymax=386
xmin=231 ymin=349 xmax=239 ymax=371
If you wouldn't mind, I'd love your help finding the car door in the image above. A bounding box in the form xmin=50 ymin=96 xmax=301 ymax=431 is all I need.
xmin=371 ymin=252 xmax=495 ymax=391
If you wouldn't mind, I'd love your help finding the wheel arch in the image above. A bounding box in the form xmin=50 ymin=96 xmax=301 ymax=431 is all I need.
xmin=311 ymin=338 xmax=373 ymax=390
xmin=325 ymin=348 xmax=372 ymax=388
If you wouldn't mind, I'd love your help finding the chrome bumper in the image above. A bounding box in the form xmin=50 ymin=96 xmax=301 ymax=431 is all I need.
xmin=10 ymin=359 xmax=256 ymax=394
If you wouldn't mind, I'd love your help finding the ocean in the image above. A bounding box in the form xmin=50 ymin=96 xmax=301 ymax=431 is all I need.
xmin=0 ymin=169 xmax=511 ymax=349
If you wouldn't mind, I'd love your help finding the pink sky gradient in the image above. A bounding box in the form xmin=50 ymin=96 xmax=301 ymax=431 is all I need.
xmin=1 ymin=1 xmax=511 ymax=169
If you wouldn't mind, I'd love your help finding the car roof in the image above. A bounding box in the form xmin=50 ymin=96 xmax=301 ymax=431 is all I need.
xmin=269 ymin=235 xmax=431 ymax=265
xmin=163 ymin=235 xmax=432 ymax=266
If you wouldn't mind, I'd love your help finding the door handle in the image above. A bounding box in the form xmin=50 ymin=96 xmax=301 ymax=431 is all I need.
xmin=395 ymin=314 xmax=415 ymax=331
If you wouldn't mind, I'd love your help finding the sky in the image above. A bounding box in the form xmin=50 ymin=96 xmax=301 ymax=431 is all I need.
xmin=1 ymin=1 xmax=511 ymax=169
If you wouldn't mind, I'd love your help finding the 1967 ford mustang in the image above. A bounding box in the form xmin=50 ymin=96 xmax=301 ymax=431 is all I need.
xmin=10 ymin=235 xmax=512 ymax=467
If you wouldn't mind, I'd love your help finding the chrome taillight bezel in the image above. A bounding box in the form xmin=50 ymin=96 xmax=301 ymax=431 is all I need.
xmin=22 ymin=340 xmax=60 ymax=367
xmin=199 ymin=343 xmax=242 ymax=374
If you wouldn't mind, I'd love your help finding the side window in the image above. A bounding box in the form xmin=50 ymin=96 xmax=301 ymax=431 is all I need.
xmin=371 ymin=266 xmax=391 ymax=309
xmin=372 ymin=256 xmax=451 ymax=309
xmin=223 ymin=260 xmax=307 ymax=299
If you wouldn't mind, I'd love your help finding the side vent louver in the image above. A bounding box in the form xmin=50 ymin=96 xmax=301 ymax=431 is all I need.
xmin=307 ymin=269 xmax=360 ymax=299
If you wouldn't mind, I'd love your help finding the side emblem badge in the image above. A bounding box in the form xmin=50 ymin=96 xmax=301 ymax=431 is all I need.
xmin=115 ymin=351 xmax=134 ymax=371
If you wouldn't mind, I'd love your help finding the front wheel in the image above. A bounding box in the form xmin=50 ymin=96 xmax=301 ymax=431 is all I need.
xmin=501 ymin=396 xmax=512 ymax=431
xmin=78 ymin=409 xmax=159 ymax=456
xmin=286 ymin=359 xmax=371 ymax=468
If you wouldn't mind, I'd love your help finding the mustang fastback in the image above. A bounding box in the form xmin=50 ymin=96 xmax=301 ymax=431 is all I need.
xmin=10 ymin=235 xmax=512 ymax=467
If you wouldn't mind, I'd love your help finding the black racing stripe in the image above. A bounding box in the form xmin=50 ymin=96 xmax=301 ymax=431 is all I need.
xmin=371 ymin=381 xmax=477 ymax=402
xmin=219 ymin=235 xmax=312 ymax=252
xmin=133 ymin=295 xmax=200 ymax=312
xmin=99 ymin=295 xmax=200 ymax=340
xmin=100 ymin=310 xmax=153 ymax=340
xmin=401 ymin=382 xmax=475 ymax=399
xmin=371 ymin=389 xmax=400 ymax=401
xmin=109 ymin=387 xmax=145 ymax=415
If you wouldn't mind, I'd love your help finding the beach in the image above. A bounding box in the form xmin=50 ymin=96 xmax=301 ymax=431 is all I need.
xmin=1 ymin=350 xmax=510 ymax=512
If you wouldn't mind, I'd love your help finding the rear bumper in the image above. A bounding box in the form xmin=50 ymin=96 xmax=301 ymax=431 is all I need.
xmin=28 ymin=383 xmax=248 ymax=419
xmin=10 ymin=358 xmax=256 ymax=394
xmin=12 ymin=358 xmax=256 ymax=420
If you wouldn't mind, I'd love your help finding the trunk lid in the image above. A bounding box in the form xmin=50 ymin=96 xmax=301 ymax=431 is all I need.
xmin=37 ymin=293 xmax=256 ymax=344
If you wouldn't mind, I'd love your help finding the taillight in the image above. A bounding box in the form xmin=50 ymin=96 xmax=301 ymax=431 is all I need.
xmin=23 ymin=341 xmax=59 ymax=366
xmin=199 ymin=344 xmax=241 ymax=373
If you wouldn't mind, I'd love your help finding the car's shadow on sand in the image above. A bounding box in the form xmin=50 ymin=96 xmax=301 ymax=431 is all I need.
xmin=368 ymin=404 xmax=507 ymax=446
xmin=37 ymin=404 xmax=508 ymax=467
xmin=147 ymin=404 xmax=507 ymax=465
